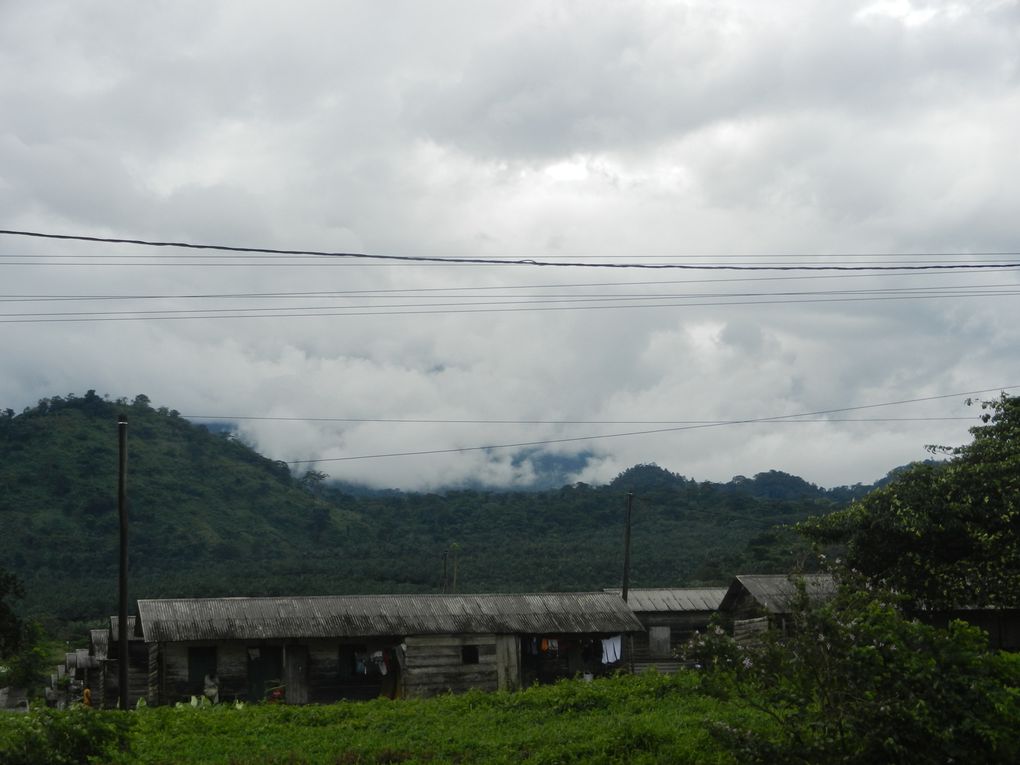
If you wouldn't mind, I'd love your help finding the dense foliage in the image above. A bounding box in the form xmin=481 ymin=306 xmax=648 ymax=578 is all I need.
xmin=0 ymin=567 xmax=24 ymax=656
xmin=684 ymin=580 xmax=1020 ymax=764
xmin=0 ymin=393 xmax=856 ymax=637
xmin=0 ymin=703 xmax=133 ymax=765
xmin=800 ymin=394 xmax=1020 ymax=608
xmin=0 ymin=673 xmax=766 ymax=765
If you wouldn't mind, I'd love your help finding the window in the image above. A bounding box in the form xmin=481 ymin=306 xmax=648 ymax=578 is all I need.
xmin=461 ymin=645 xmax=479 ymax=664
xmin=187 ymin=646 xmax=217 ymax=695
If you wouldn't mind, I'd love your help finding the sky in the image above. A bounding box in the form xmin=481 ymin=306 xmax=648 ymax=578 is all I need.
xmin=2 ymin=0 xmax=1019 ymax=491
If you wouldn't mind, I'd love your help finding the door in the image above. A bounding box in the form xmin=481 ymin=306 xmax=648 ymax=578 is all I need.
xmin=284 ymin=644 xmax=309 ymax=704
xmin=246 ymin=646 xmax=283 ymax=701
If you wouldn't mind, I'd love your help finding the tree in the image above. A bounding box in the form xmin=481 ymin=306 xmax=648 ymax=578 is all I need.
xmin=684 ymin=579 xmax=1020 ymax=763
xmin=0 ymin=567 xmax=24 ymax=657
xmin=800 ymin=394 xmax=1020 ymax=609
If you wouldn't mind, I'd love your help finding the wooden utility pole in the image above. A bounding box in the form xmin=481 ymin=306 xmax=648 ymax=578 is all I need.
xmin=117 ymin=415 xmax=129 ymax=710
xmin=450 ymin=543 xmax=460 ymax=594
xmin=621 ymin=492 xmax=633 ymax=603
xmin=621 ymin=492 xmax=635 ymax=673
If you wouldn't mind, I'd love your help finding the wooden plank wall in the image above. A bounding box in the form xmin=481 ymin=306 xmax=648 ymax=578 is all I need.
xmin=627 ymin=612 xmax=715 ymax=667
xmin=403 ymin=634 xmax=500 ymax=698
xmin=160 ymin=642 xmax=249 ymax=704
xmin=733 ymin=616 xmax=769 ymax=645
xmin=157 ymin=638 xmax=401 ymax=705
xmin=100 ymin=646 xmax=148 ymax=709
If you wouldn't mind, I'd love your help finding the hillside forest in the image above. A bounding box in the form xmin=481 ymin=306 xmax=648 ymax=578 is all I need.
xmin=2 ymin=391 xmax=879 ymax=638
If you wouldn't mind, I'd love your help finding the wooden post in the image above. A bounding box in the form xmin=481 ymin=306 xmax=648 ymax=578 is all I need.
xmin=117 ymin=415 xmax=129 ymax=710
xmin=621 ymin=493 xmax=633 ymax=602
xmin=622 ymin=492 xmax=634 ymax=673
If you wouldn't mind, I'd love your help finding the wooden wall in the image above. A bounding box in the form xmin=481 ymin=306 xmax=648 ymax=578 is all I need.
xmin=150 ymin=633 xmax=529 ymax=704
xmin=101 ymin=640 xmax=148 ymax=709
xmin=153 ymin=638 xmax=405 ymax=705
xmin=627 ymin=611 xmax=714 ymax=671
xmin=402 ymin=634 xmax=502 ymax=698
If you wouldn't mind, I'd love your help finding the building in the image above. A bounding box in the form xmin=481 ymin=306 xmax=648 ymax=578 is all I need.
xmin=136 ymin=592 xmax=643 ymax=705
xmin=718 ymin=574 xmax=836 ymax=642
xmin=606 ymin=588 xmax=726 ymax=672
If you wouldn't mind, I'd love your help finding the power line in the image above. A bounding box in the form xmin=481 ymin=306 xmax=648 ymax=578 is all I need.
xmin=0 ymin=289 xmax=1015 ymax=322
xmin=3 ymin=267 xmax=1019 ymax=303
xmin=2 ymin=280 xmax=1017 ymax=305
xmin=284 ymin=385 xmax=1017 ymax=464
xmin=2 ymin=285 xmax=1018 ymax=319
xmin=185 ymin=414 xmax=977 ymax=425
xmin=2 ymin=228 xmax=1018 ymax=271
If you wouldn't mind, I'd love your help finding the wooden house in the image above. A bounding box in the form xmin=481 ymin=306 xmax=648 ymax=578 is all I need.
xmin=99 ymin=616 xmax=149 ymax=708
xmin=136 ymin=592 xmax=643 ymax=705
xmin=718 ymin=574 xmax=836 ymax=643
xmin=606 ymin=588 xmax=726 ymax=672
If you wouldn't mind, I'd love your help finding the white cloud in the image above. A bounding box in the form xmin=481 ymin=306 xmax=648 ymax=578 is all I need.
xmin=1 ymin=0 xmax=1018 ymax=490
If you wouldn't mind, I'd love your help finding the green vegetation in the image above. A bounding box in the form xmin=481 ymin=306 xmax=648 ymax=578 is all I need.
xmin=0 ymin=392 xmax=856 ymax=637
xmin=0 ymin=672 xmax=767 ymax=765
xmin=3 ymin=395 xmax=1019 ymax=764
xmin=801 ymin=393 xmax=1020 ymax=608
xmin=685 ymin=581 xmax=1020 ymax=763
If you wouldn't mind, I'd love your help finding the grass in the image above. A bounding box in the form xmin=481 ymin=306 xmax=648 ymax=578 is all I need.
xmin=75 ymin=671 xmax=766 ymax=764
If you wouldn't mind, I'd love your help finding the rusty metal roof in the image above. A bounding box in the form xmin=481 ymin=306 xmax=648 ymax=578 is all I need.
xmin=137 ymin=592 xmax=643 ymax=643
xmin=719 ymin=574 xmax=836 ymax=614
xmin=604 ymin=588 xmax=726 ymax=612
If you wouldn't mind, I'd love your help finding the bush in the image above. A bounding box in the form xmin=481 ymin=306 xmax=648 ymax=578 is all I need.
xmin=684 ymin=579 xmax=1020 ymax=764
xmin=0 ymin=705 xmax=133 ymax=765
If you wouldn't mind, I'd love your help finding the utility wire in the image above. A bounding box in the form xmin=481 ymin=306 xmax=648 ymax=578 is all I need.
xmin=3 ymin=267 xmax=1019 ymax=303
xmin=284 ymin=385 xmax=1017 ymax=464
xmin=188 ymin=415 xmax=974 ymax=425
xmin=2 ymin=290 xmax=1020 ymax=323
xmin=1 ymin=282 xmax=1017 ymax=314
xmin=2 ymin=229 xmax=1018 ymax=271
xmin=2 ymin=280 xmax=1017 ymax=306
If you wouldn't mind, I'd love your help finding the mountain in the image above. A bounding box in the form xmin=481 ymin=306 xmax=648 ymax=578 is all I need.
xmin=2 ymin=393 xmax=862 ymax=638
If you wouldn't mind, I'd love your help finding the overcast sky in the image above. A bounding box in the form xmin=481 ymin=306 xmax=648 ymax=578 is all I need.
xmin=2 ymin=0 xmax=1019 ymax=490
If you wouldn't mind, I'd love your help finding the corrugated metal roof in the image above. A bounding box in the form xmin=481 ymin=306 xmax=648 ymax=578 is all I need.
xmin=90 ymin=629 xmax=109 ymax=660
xmin=109 ymin=616 xmax=141 ymax=641
xmin=720 ymin=574 xmax=836 ymax=614
xmin=137 ymin=592 xmax=644 ymax=643
xmin=603 ymin=588 xmax=727 ymax=612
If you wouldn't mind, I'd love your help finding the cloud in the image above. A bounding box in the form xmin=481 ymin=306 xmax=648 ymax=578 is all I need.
xmin=1 ymin=0 xmax=1018 ymax=491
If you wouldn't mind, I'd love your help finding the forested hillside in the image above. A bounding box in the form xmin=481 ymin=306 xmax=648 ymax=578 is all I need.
xmin=1 ymin=393 xmax=869 ymax=637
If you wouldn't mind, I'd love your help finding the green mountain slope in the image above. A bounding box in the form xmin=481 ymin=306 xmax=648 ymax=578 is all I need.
xmin=1 ymin=392 xmax=850 ymax=637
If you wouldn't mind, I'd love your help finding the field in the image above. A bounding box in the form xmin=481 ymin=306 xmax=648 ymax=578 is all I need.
xmin=0 ymin=672 xmax=766 ymax=765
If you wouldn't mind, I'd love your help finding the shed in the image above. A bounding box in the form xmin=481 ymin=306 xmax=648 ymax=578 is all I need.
xmin=105 ymin=616 xmax=148 ymax=708
xmin=137 ymin=592 xmax=643 ymax=705
xmin=605 ymin=588 xmax=726 ymax=672
xmin=718 ymin=574 xmax=836 ymax=642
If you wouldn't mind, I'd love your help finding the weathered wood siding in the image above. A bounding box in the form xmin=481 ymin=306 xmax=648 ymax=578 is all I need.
xmin=624 ymin=611 xmax=715 ymax=672
xmin=154 ymin=638 xmax=405 ymax=705
xmin=101 ymin=643 xmax=148 ymax=709
xmin=495 ymin=634 xmax=521 ymax=691
xmin=402 ymin=634 xmax=500 ymax=698
xmin=733 ymin=616 xmax=769 ymax=645
xmin=158 ymin=641 xmax=248 ymax=704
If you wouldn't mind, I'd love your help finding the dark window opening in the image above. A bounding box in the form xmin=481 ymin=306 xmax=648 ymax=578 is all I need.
xmin=187 ymin=646 xmax=217 ymax=696
xmin=461 ymin=645 xmax=479 ymax=664
xmin=338 ymin=643 xmax=369 ymax=680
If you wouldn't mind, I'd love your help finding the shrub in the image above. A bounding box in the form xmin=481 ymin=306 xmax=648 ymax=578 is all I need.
xmin=684 ymin=579 xmax=1020 ymax=764
xmin=0 ymin=706 xmax=133 ymax=765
